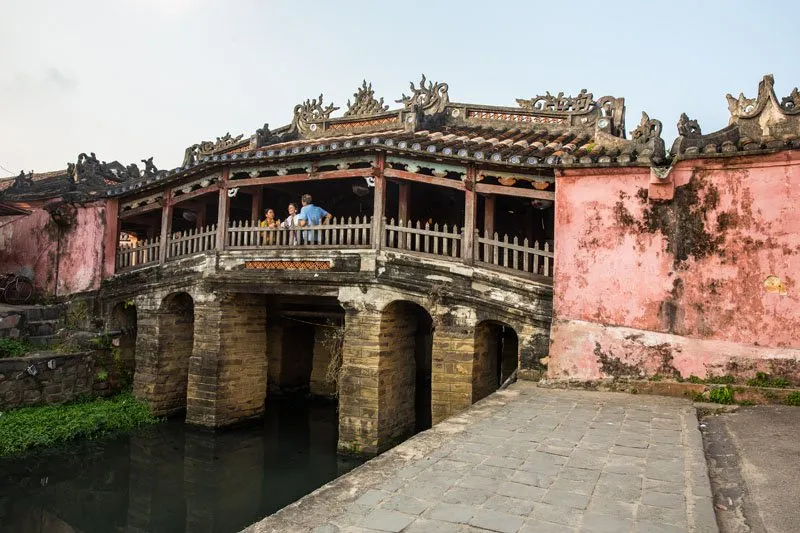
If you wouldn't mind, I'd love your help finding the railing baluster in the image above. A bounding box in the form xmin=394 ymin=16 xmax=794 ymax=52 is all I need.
xmin=512 ymin=236 xmax=519 ymax=270
xmin=493 ymin=232 xmax=500 ymax=265
xmin=503 ymin=234 xmax=510 ymax=267
xmin=533 ymin=240 xmax=540 ymax=275
xmin=523 ymin=238 xmax=530 ymax=273
xmin=544 ymin=241 xmax=551 ymax=277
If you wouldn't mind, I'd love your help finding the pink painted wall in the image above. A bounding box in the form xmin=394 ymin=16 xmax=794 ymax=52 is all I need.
xmin=0 ymin=201 xmax=110 ymax=296
xmin=550 ymin=151 xmax=800 ymax=381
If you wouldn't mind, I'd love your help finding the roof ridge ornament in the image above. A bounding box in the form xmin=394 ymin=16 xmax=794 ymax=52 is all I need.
xmin=726 ymin=74 xmax=800 ymax=121
xmin=676 ymin=113 xmax=702 ymax=137
xmin=630 ymin=112 xmax=666 ymax=164
xmin=396 ymin=74 xmax=449 ymax=115
xmin=344 ymin=80 xmax=389 ymax=118
xmin=291 ymin=94 xmax=339 ymax=134
xmin=516 ymin=89 xmax=594 ymax=114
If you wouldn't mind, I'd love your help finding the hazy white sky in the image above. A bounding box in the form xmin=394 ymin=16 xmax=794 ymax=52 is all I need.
xmin=1 ymin=0 xmax=798 ymax=175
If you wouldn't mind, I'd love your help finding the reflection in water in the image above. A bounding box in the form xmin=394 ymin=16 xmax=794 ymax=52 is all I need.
xmin=0 ymin=398 xmax=363 ymax=533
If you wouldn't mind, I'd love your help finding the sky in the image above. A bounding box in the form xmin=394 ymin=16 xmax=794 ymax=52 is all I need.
xmin=0 ymin=0 xmax=798 ymax=176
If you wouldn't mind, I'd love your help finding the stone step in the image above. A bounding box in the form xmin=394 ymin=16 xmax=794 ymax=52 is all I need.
xmin=27 ymin=335 xmax=60 ymax=347
xmin=25 ymin=319 xmax=63 ymax=337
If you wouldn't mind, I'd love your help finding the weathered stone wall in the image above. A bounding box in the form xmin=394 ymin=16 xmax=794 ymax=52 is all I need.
xmin=550 ymin=152 xmax=800 ymax=382
xmin=472 ymin=322 xmax=500 ymax=403
xmin=338 ymin=307 xmax=382 ymax=454
xmin=378 ymin=301 xmax=419 ymax=446
xmin=187 ymin=293 xmax=267 ymax=427
xmin=102 ymin=245 xmax=553 ymax=451
xmin=0 ymin=351 xmax=127 ymax=410
xmin=154 ymin=292 xmax=194 ymax=416
xmin=309 ymin=325 xmax=336 ymax=397
xmin=430 ymin=306 xmax=475 ymax=424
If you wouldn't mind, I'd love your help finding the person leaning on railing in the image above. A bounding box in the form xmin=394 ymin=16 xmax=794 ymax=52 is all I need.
xmin=282 ymin=202 xmax=302 ymax=245
xmin=297 ymin=194 xmax=332 ymax=244
xmin=259 ymin=208 xmax=280 ymax=245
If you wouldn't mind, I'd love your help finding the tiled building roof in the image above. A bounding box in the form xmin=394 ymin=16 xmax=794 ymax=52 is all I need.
xmin=3 ymin=74 xmax=798 ymax=203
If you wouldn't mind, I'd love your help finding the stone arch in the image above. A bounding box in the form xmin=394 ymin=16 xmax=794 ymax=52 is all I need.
xmin=473 ymin=320 xmax=519 ymax=402
xmin=155 ymin=291 xmax=195 ymax=417
xmin=379 ymin=300 xmax=434 ymax=444
xmin=109 ymin=301 xmax=137 ymax=386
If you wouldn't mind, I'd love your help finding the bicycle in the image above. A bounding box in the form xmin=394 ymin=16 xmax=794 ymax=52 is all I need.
xmin=0 ymin=273 xmax=34 ymax=304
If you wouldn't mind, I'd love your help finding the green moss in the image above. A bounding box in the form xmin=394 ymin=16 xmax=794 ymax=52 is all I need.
xmin=747 ymin=372 xmax=790 ymax=388
xmin=709 ymin=386 xmax=734 ymax=405
xmin=705 ymin=374 xmax=735 ymax=385
xmin=0 ymin=338 xmax=32 ymax=358
xmin=0 ymin=393 xmax=158 ymax=457
xmin=786 ymin=392 xmax=800 ymax=406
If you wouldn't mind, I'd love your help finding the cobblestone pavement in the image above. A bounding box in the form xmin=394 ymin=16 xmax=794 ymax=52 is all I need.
xmin=245 ymin=383 xmax=718 ymax=533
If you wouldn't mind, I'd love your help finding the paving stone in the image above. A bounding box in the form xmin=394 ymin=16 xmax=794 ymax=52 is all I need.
xmin=633 ymin=520 xmax=687 ymax=533
xmin=510 ymin=470 xmax=557 ymax=488
xmin=379 ymin=494 xmax=430 ymax=515
xmin=496 ymin=480 xmax=546 ymax=501
xmin=519 ymin=521 xmax=575 ymax=533
xmin=355 ymin=490 xmax=391 ymax=507
xmin=469 ymin=508 xmax=526 ymax=533
xmin=441 ymin=486 xmax=492 ymax=505
xmin=401 ymin=518 xmax=463 ymax=533
xmin=485 ymin=455 xmax=526 ymax=469
xmin=483 ymin=494 xmax=535 ymax=516
xmin=635 ymin=503 xmax=687 ymax=526
xmin=542 ymin=489 xmax=591 ymax=510
xmin=577 ymin=513 xmax=634 ymax=532
xmin=360 ymin=509 xmax=415 ymax=532
xmin=560 ymin=467 xmax=601 ymax=483
xmin=548 ymin=477 xmax=596 ymax=495
xmin=423 ymin=502 xmax=475 ymax=524
xmin=530 ymin=502 xmax=584 ymax=526
xmin=586 ymin=497 xmax=636 ymax=519
xmin=458 ymin=474 xmax=503 ymax=491
xmin=641 ymin=490 xmax=685 ymax=509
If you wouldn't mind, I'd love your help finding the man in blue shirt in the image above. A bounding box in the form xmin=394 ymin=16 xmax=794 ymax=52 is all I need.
xmin=297 ymin=193 xmax=332 ymax=243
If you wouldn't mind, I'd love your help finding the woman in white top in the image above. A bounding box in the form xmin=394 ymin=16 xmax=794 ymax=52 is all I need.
xmin=282 ymin=202 xmax=301 ymax=245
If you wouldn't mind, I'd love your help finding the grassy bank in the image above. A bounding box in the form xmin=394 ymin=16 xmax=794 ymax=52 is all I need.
xmin=0 ymin=393 xmax=158 ymax=457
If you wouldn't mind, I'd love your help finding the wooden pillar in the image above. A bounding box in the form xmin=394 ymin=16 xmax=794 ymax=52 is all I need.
xmin=158 ymin=189 xmax=173 ymax=265
xmin=196 ymin=203 xmax=207 ymax=229
xmin=216 ymin=167 xmax=230 ymax=251
xmin=483 ymin=194 xmax=495 ymax=237
xmin=371 ymin=153 xmax=386 ymax=250
xmin=103 ymin=198 xmax=120 ymax=277
xmin=398 ymin=182 xmax=410 ymax=224
xmin=463 ymin=166 xmax=477 ymax=264
xmin=250 ymin=188 xmax=263 ymax=223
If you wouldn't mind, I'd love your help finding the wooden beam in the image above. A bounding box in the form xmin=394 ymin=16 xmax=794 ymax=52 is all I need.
xmin=196 ymin=202 xmax=207 ymax=229
xmin=230 ymin=167 xmax=374 ymax=188
xmin=484 ymin=194 xmax=495 ymax=237
xmin=398 ymin=181 xmax=410 ymax=224
xmin=170 ymin=183 xmax=220 ymax=206
xmin=158 ymin=188 xmax=173 ymax=264
xmin=104 ymin=198 xmax=119 ymax=278
xmin=251 ymin=187 xmax=263 ymax=223
xmin=384 ymin=168 xmax=465 ymax=191
xmin=372 ymin=153 xmax=386 ymax=250
xmin=475 ymin=183 xmax=554 ymax=200
xmin=119 ymin=202 xmax=162 ymax=219
xmin=463 ymin=166 xmax=477 ymax=265
xmin=216 ymin=167 xmax=230 ymax=250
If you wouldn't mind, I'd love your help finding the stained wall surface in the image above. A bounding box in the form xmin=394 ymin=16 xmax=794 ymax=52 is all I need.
xmin=550 ymin=152 xmax=800 ymax=382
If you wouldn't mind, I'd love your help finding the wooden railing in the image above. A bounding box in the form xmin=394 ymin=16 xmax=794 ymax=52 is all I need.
xmin=116 ymin=238 xmax=160 ymax=271
xmin=475 ymin=230 xmax=553 ymax=277
xmin=384 ymin=219 xmax=462 ymax=259
xmin=115 ymin=218 xmax=554 ymax=280
xmin=226 ymin=216 xmax=372 ymax=249
xmin=167 ymin=225 xmax=217 ymax=260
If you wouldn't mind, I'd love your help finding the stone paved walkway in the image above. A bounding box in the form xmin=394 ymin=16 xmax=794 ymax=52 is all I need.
xmin=245 ymin=383 xmax=717 ymax=533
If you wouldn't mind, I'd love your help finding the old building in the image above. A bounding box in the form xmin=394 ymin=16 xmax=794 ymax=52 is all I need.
xmin=1 ymin=74 xmax=797 ymax=454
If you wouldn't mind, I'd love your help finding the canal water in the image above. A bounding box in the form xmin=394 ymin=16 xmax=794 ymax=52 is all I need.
xmin=0 ymin=397 xmax=364 ymax=533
